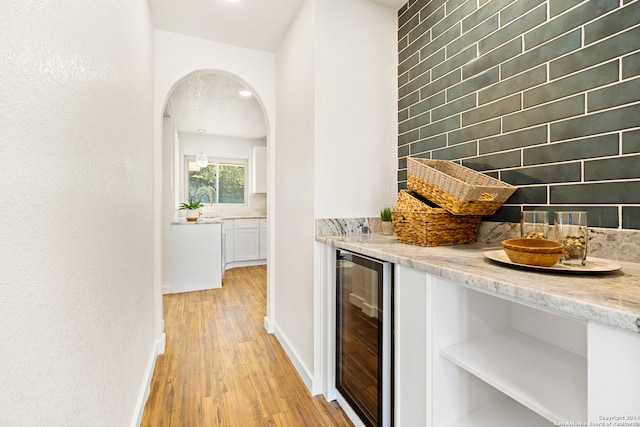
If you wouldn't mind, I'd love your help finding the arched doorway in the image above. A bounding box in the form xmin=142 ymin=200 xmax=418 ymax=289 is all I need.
xmin=157 ymin=69 xmax=273 ymax=332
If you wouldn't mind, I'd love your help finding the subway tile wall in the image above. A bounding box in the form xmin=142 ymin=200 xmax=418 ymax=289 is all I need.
xmin=397 ymin=0 xmax=640 ymax=229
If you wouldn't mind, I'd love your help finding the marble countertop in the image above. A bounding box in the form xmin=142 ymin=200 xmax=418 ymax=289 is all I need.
xmin=172 ymin=215 xmax=266 ymax=225
xmin=317 ymin=233 xmax=640 ymax=333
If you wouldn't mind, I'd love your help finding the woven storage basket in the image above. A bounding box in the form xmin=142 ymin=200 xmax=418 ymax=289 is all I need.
xmin=407 ymin=158 xmax=516 ymax=215
xmin=392 ymin=190 xmax=481 ymax=247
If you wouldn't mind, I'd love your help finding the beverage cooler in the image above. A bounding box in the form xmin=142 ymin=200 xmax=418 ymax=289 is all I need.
xmin=335 ymin=249 xmax=393 ymax=427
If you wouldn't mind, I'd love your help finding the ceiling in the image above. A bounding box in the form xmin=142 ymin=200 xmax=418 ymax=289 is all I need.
xmin=167 ymin=72 xmax=267 ymax=139
xmin=151 ymin=0 xmax=406 ymax=139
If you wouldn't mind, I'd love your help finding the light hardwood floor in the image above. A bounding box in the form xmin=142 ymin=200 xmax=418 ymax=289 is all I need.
xmin=141 ymin=265 xmax=353 ymax=427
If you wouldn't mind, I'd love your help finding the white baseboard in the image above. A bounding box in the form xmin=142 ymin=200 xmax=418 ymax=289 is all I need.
xmin=272 ymin=322 xmax=316 ymax=395
xmin=157 ymin=331 xmax=166 ymax=355
xmin=131 ymin=333 xmax=165 ymax=427
xmin=263 ymin=316 xmax=274 ymax=334
xmin=224 ymin=259 xmax=266 ymax=271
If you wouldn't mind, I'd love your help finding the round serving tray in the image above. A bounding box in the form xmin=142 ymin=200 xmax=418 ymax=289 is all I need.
xmin=483 ymin=250 xmax=622 ymax=274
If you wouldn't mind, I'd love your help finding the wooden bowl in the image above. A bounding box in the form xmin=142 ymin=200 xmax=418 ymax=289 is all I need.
xmin=502 ymin=238 xmax=564 ymax=267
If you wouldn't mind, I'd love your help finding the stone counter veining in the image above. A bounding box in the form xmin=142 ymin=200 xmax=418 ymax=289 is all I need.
xmin=317 ymin=233 xmax=640 ymax=334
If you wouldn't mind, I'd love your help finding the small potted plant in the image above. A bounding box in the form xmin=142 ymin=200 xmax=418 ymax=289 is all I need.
xmin=179 ymin=199 xmax=204 ymax=222
xmin=380 ymin=207 xmax=394 ymax=235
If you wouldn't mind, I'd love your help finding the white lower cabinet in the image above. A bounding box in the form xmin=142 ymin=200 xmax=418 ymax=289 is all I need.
xmin=259 ymin=219 xmax=267 ymax=259
xmin=222 ymin=219 xmax=266 ymax=271
xmin=223 ymin=221 xmax=233 ymax=264
xmin=587 ymin=321 xmax=640 ymax=421
xmin=171 ymin=223 xmax=222 ymax=293
xmin=233 ymin=219 xmax=260 ymax=261
xmin=393 ymin=264 xmax=640 ymax=427
xmin=394 ymin=265 xmax=428 ymax=427
xmin=432 ymin=275 xmax=586 ymax=427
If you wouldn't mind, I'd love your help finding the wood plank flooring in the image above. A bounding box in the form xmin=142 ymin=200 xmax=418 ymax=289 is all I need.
xmin=141 ymin=265 xmax=353 ymax=427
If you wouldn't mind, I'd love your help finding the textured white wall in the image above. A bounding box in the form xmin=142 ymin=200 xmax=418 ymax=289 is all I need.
xmin=274 ymin=0 xmax=317 ymax=388
xmin=162 ymin=117 xmax=177 ymax=297
xmin=0 ymin=1 xmax=156 ymax=426
xmin=274 ymin=0 xmax=397 ymax=393
xmin=274 ymin=0 xmax=397 ymax=392
xmin=315 ymin=0 xmax=398 ymax=217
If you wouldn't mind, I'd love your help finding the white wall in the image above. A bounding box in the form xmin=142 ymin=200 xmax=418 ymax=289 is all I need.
xmin=0 ymin=1 xmax=156 ymax=426
xmin=274 ymin=0 xmax=317 ymax=390
xmin=315 ymin=0 xmax=398 ymax=217
xmin=177 ymin=132 xmax=267 ymax=216
xmin=162 ymin=116 xmax=178 ymax=296
xmin=274 ymin=0 xmax=398 ymax=393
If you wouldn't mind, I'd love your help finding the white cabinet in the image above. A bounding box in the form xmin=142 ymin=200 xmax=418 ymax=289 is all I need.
xmin=431 ymin=275 xmax=587 ymax=426
xmin=394 ymin=265 xmax=428 ymax=427
xmin=222 ymin=218 xmax=267 ymax=270
xmin=259 ymin=219 xmax=267 ymax=259
xmin=170 ymin=223 xmax=222 ymax=293
xmin=392 ymin=266 xmax=640 ymax=427
xmin=232 ymin=219 xmax=260 ymax=262
xmin=252 ymin=146 xmax=267 ymax=193
xmin=587 ymin=322 xmax=640 ymax=421
xmin=223 ymin=220 xmax=233 ymax=264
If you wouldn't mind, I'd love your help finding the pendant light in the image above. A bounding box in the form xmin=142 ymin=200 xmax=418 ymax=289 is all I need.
xmin=195 ymin=151 xmax=209 ymax=168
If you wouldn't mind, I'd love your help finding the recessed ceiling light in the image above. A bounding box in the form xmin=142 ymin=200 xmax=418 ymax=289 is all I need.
xmin=239 ymin=90 xmax=252 ymax=97
xmin=198 ymin=128 xmax=206 ymax=133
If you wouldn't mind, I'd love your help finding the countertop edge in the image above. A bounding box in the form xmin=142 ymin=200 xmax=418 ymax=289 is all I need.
xmin=172 ymin=215 xmax=266 ymax=225
xmin=318 ymin=234 xmax=640 ymax=334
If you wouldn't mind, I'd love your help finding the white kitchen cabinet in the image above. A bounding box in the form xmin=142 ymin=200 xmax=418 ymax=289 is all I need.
xmin=170 ymin=223 xmax=222 ymax=293
xmin=393 ymin=267 xmax=640 ymax=427
xmin=222 ymin=218 xmax=267 ymax=271
xmin=430 ymin=274 xmax=587 ymax=426
xmin=223 ymin=220 xmax=234 ymax=264
xmin=233 ymin=219 xmax=260 ymax=261
xmin=252 ymin=146 xmax=267 ymax=193
xmin=259 ymin=218 xmax=267 ymax=259
xmin=394 ymin=266 xmax=581 ymax=427
xmin=587 ymin=322 xmax=640 ymax=421
xmin=394 ymin=265 xmax=428 ymax=427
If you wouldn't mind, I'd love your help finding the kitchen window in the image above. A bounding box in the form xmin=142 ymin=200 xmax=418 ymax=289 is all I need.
xmin=185 ymin=157 xmax=246 ymax=205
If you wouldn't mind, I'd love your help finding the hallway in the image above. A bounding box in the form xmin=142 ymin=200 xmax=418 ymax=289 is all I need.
xmin=141 ymin=266 xmax=352 ymax=426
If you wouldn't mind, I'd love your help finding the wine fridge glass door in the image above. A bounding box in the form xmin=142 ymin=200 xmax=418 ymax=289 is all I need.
xmin=336 ymin=249 xmax=392 ymax=427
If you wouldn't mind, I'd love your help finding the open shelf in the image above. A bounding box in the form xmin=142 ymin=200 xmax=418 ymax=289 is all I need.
xmin=440 ymin=329 xmax=586 ymax=424
xmin=444 ymin=397 xmax=552 ymax=427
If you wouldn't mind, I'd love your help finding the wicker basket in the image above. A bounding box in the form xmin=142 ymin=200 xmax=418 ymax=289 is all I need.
xmin=392 ymin=190 xmax=481 ymax=247
xmin=407 ymin=158 xmax=516 ymax=215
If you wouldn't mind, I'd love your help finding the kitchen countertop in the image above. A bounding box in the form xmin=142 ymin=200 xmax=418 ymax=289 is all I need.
xmin=172 ymin=215 xmax=266 ymax=225
xmin=317 ymin=233 xmax=640 ymax=334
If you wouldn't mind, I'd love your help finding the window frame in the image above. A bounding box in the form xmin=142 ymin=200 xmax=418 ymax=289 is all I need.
xmin=183 ymin=156 xmax=248 ymax=206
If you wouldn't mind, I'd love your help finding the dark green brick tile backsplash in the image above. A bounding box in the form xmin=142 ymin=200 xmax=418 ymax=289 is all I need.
xmin=623 ymin=130 xmax=640 ymax=154
xmin=551 ymin=182 xmax=640 ymax=204
xmin=481 ymin=4 xmax=545 ymax=54
xmin=397 ymin=0 xmax=640 ymax=229
xmin=623 ymin=51 xmax=640 ymax=78
xmin=623 ymin=207 xmax=640 ymax=229
xmin=523 ymin=134 xmax=619 ymax=166
xmin=549 ymin=0 xmax=581 ymax=17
